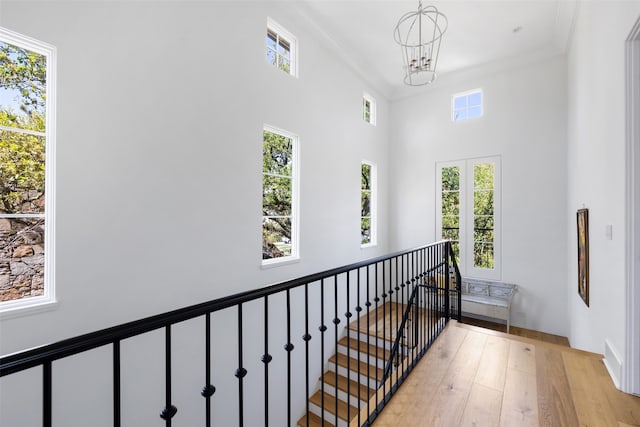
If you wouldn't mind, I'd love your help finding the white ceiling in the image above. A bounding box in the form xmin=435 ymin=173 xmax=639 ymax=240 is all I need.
xmin=292 ymin=0 xmax=578 ymax=100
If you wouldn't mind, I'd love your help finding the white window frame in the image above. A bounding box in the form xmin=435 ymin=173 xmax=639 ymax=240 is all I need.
xmin=452 ymin=88 xmax=483 ymax=122
xmin=0 ymin=27 xmax=57 ymax=318
xmin=266 ymin=17 xmax=298 ymax=78
xmin=363 ymin=93 xmax=376 ymax=125
xmin=361 ymin=160 xmax=377 ymax=248
xmin=261 ymin=125 xmax=299 ymax=267
xmin=436 ymin=156 xmax=501 ymax=280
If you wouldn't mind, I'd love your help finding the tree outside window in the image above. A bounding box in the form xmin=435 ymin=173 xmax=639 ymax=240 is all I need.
xmin=361 ymin=161 xmax=376 ymax=246
xmin=0 ymin=34 xmax=52 ymax=305
xmin=262 ymin=128 xmax=297 ymax=263
xmin=437 ymin=157 xmax=500 ymax=279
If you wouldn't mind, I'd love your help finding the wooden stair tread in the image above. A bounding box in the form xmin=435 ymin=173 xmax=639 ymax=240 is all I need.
xmin=338 ymin=336 xmax=391 ymax=360
xmin=322 ymin=371 xmax=375 ymax=400
xmin=347 ymin=301 xmax=437 ymax=341
xmin=309 ymin=391 xmax=358 ymax=421
xmin=328 ymin=353 xmax=383 ymax=381
xmin=297 ymin=412 xmax=335 ymax=427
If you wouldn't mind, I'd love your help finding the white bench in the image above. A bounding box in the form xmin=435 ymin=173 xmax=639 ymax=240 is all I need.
xmin=461 ymin=278 xmax=517 ymax=333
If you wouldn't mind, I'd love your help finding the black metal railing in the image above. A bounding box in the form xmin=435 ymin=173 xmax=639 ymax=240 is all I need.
xmin=0 ymin=241 xmax=461 ymax=427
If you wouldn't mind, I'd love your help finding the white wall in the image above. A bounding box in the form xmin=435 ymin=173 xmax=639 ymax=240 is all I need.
xmin=0 ymin=2 xmax=390 ymax=426
xmin=567 ymin=1 xmax=640 ymax=366
xmin=389 ymin=55 xmax=569 ymax=336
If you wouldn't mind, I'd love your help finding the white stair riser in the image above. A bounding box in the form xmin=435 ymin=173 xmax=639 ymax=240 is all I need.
xmin=328 ymin=364 xmax=380 ymax=389
xmin=317 ymin=382 xmax=369 ymax=408
xmin=335 ymin=346 xmax=387 ymax=370
xmin=307 ymin=402 xmax=349 ymax=427
xmin=347 ymin=329 xmax=412 ymax=353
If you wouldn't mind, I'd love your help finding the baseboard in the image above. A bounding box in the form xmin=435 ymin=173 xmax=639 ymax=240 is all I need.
xmin=604 ymin=339 xmax=623 ymax=389
xmin=461 ymin=312 xmax=507 ymax=326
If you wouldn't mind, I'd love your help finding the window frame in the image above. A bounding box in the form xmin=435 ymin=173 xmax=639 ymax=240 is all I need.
xmin=266 ymin=17 xmax=298 ymax=78
xmin=363 ymin=93 xmax=377 ymax=126
xmin=0 ymin=27 xmax=57 ymax=318
xmin=261 ymin=124 xmax=299 ymax=267
xmin=436 ymin=156 xmax=501 ymax=280
xmin=361 ymin=160 xmax=377 ymax=248
xmin=451 ymin=88 xmax=483 ymax=122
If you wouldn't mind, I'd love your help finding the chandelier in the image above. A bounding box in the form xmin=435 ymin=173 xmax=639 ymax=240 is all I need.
xmin=394 ymin=1 xmax=448 ymax=86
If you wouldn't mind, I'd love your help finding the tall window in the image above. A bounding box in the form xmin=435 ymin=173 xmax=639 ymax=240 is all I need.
xmin=361 ymin=161 xmax=377 ymax=246
xmin=440 ymin=165 xmax=461 ymax=261
xmin=266 ymin=18 xmax=297 ymax=77
xmin=262 ymin=126 xmax=298 ymax=265
xmin=0 ymin=28 xmax=55 ymax=313
xmin=363 ymin=93 xmax=376 ymax=125
xmin=436 ymin=157 xmax=500 ymax=279
xmin=452 ymin=89 xmax=483 ymax=122
xmin=473 ymin=163 xmax=495 ymax=269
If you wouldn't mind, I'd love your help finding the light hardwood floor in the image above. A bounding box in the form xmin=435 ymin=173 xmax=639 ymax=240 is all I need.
xmin=460 ymin=316 xmax=571 ymax=347
xmin=369 ymin=320 xmax=640 ymax=427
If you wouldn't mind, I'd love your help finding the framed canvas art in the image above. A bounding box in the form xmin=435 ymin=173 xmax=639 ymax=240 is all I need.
xmin=577 ymin=208 xmax=589 ymax=307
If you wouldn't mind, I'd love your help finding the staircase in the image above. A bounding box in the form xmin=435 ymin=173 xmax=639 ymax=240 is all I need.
xmin=297 ymin=301 xmax=433 ymax=427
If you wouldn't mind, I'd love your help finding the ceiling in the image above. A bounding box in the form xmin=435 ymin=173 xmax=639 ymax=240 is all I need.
xmin=292 ymin=0 xmax=579 ymax=100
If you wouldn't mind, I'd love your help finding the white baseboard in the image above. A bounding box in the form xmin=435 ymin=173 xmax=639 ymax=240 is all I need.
xmin=604 ymin=339 xmax=623 ymax=390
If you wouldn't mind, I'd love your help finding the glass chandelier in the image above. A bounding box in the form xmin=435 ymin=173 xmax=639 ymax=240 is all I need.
xmin=394 ymin=1 xmax=448 ymax=86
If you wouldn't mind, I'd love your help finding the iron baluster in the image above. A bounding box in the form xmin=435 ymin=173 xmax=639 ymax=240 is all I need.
xmin=445 ymin=242 xmax=451 ymax=320
xmin=235 ymin=304 xmax=246 ymax=427
xmin=303 ymin=284 xmax=310 ymax=427
xmin=356 ymin=267 xmax=362 ymax=426
xmin=285 ymin=289 xmax=293 ymax=427
xmin=113 ymin=340 xmax=121 ymax=427
xmin=160 ymin=326 xmax=177 ymax=426
xmin=345 ymin=271 xmax=351 ymax=422
xmin=319 ymin=278 xmax=326 ymax=425
xmin=262 ymin=296 xmax=270 ymax=427
xmin=43 ymin=361 xmax=51 ymax=427
xmin=202 ymin=313 xmax=215 ymax=427
xmin=333 ymin=274 xmax=339 ymax=425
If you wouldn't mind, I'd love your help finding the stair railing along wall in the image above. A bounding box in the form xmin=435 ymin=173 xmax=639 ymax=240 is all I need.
xmin=0 ymin=241 xmax=461 ymax=427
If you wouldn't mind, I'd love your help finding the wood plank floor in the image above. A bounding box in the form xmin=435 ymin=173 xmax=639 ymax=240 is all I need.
xmin=460 ymin=316 xmax=570 ymax=346
xmin=370 ymin=320 xmax=640 ymax=427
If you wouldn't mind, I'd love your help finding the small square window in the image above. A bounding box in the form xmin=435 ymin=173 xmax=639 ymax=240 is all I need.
xmin=452 ymin=89 xmax=483 ymax=122
xmin=267 ymin=18 xmax=297 ymax=77
xmin=363 ymin=93 xmax=376 ymax=125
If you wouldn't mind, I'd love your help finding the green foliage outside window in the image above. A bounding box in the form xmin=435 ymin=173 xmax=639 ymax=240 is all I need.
xmin=361 ymin=163 xmax=372 ymax=244
xmin=363 ymin=99 xmax=371 ymax=123
xmin=441 ymin=166 xmax=460 ymax=263
xmin=266 ymin=30 xmax=291 ymax=74
xmin=262 ymin=130 xmax=294 ymax=260
xmin=0 ymin=41 xmax=46 ymax=117
xmin=0 ymin=41 xmax=46 ymax=214
xmin=0 ymin=38 xmax=48 ymax=302
xmin=473 ymin=163 xmax=494 ymax=269
xmin=440 ymin=163 xmax=495 ymax=269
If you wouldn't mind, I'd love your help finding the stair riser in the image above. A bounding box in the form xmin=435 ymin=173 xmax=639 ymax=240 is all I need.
xmin=347 ymin=329 xmax=413 ymax=353
xmin=317 ymin=382 xmax=369 ymax=408
xmin=335 ymin=345 xmax=387 ymax=370
xmin=308 ymin=402 xmax=351 ymax=427
xmin=328 ymin=365 xmax=380 ymax=389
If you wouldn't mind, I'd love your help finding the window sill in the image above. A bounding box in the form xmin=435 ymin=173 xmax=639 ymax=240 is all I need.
xmin=261 ymin=256 xmax=300 ymax=269
xmin=0 ymin=298 xmax=58 ymax=320
xmin=361 ymin=243 xmax=378 ymax=249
